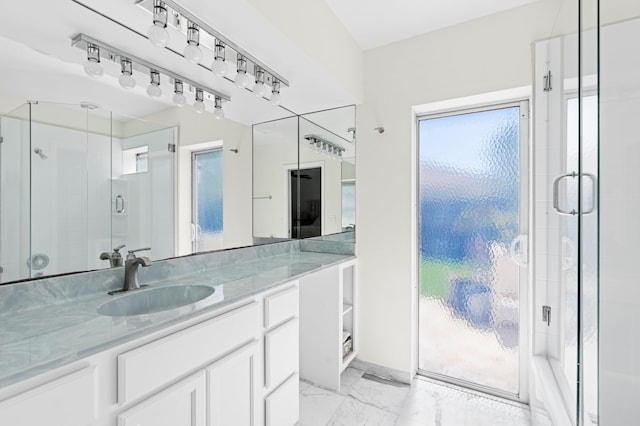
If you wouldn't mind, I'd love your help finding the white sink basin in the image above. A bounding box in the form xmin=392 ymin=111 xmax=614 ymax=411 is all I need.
xmin=97 ymin=285 xmax=215 ymax=316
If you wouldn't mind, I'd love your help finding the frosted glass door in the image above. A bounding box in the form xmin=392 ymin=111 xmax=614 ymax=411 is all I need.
xmin=192 ymin=149 xmax=223 ymax=252
xmin=418 ymin=102 xmax=528 ymax=398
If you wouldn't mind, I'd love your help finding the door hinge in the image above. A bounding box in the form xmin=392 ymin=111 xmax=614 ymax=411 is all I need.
xmin=543 ymin=71 xmax=553 ymax=92
xmin=542 ymin=305 xmax=551 ymax=326
xmin=168 ymin=143 xmax=176 ymax=153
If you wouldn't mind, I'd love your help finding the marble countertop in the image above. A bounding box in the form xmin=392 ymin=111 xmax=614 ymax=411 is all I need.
xmin=0 ymin=248 xmax=353 ymax=387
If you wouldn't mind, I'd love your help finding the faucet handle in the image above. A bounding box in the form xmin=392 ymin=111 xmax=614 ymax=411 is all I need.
xmin=126 ymin=247 xmax=151 ymax=260
xmin=113 ymin=244 xmax=125 ymax=253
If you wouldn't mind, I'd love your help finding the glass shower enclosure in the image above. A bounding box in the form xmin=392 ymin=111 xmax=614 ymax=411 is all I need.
xmin=0 ymin=101 xmax=175 ymax=283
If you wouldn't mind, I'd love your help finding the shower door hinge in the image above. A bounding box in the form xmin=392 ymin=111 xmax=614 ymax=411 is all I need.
xmin=542 ymin=305 xmax=551 ymax=326
xmin=543 ymin=71 xmax=553 ymax=92
xmin=168 ymin=143 xmax=176 ymax=153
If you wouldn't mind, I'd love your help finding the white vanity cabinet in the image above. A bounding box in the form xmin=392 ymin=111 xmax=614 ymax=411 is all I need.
xmin=0 ymin=280 xmax=301 ymax=426
xmin=299 ymin=259 xmax=357 ymax=391
xmin=0 ymin=366 xmax=98 ymax=426
xmin=117 ymin=371 xmax=207 ymax=426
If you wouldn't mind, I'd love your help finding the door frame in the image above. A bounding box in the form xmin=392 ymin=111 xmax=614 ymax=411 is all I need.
xmin=415 ymin=99 xmax=530 ymax=403
xmin=283 ymin=161 xmax=324 ymax=238
xmin=191 ymin=147 xmax=223 ymax=253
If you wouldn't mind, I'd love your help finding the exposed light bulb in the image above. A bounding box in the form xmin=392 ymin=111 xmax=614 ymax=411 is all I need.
xmin=83 ymin=44 xmax=103 ymax=78
xmin=270 ymin=80 xmax=281 ymax=106
xmin=148 ymin=0 xmax=169 ymax=47
xmin=119 ymin=73 xmax=136 ymax=89
xmin=234 ymin=55 xmax=249 ymax=88
xmin=183 ymin=21 xmax=202 ymax=64
xmin=254 ymin=82 xmax=266 ymax=98
xmin=194 ymin=100 xmax=205 ymax=113
xmin=194 ymin=88 xmax=205 ymax=113
xmin=148 ymin=23 xmax=170 ymax=47
xmin=212 ymin=58 xmax=228 ymax=77
xmin=84 ymin=60 xmax=104 ymax=78
xmin=183 ymin=43 xmax=202 ymax=64
xmin=213 ymin=96 xmax=224 ymax=120
xmin=147 ymin=70 xmax=161 ymax=98
xmin=234 ymin=72 xmax=250 ymax=88
xmin=173 ymin=92 xmax=186 ymax=106
xmin=212 ymin=41 xmax=228 ymax=77
xmin=118 ymin=58 xmax=135 ymax=89
xmin=172 ymin=80 xmax=186 ymax=106
xmin=147 ymin=84 xmax=162 ymax=97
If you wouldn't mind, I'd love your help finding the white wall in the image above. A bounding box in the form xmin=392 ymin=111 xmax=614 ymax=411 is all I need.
xmin=356 ymin=0 xmax=579 ymax=379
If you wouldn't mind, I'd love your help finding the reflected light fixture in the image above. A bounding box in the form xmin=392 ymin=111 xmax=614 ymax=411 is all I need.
xmin=83 ymin=43 xmax=104 ymax=78
xmin=172 ymin=79 xmax=186 ymax=106
xmin=234 ymin=55 xmax=250 ymax=88
xmin=270 ymin=80 xmax=281 ymax=106
xmin=253 ymin=66 xmax=266 ymax=98
xmin=146 ymin=70 xmax=162 ymax=97
xmin=304 ymin=135 xmax=345 ymax=160
xmin=148 ymin=0 xmax=170 ymax=47
xmin=213 ymin=95 xmax=224 ymax=120
xmin=183 ymin=21 xmax=202 ymax=64
xmin=212 ymin=40 xmax=228 ymax=77
xmin=118 ymin=57 xmax=136 ymax=89
xmin=194 ymin=87 xmax=205 ymax=113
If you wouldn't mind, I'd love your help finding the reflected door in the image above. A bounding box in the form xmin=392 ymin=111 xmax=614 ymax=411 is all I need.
xmin=418 ymin=102 xmax=529 ymax=399
xmin=192 ymin=149 xmax=223 ymax=252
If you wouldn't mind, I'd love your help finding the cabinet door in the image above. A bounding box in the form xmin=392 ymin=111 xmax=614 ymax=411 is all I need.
xmin=207 ymin=340 xmax=258 ymax=426
xmin=265 ymin=374 xmax=299 ymax=426
xmin=117 ymin=371 xmax=206 ymax=426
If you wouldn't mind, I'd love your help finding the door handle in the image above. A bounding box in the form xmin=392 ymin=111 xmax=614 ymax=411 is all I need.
xmin=552 ymin=172 xmax=597 ymax=216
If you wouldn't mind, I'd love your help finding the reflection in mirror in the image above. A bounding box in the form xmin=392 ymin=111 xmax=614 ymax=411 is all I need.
xmin=252 ymin=105 xmax=355 ymax=243
xmin=0 ymin=100 xmax=257 ymax=284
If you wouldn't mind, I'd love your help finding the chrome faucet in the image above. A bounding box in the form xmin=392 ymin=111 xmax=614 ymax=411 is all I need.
xmin=100 ymin=244 xmax=125 ymax=268
xmin=109 ymin=248 xmax=152 ymax=295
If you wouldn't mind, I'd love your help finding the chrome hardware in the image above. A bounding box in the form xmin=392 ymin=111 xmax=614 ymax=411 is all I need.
xmin=543 ymin=70 xmax=553 ymax=92
xmin=100 ymin=244 xmax=125 ymax=268
xmin=115 ymin=195 xmax=126 ymax=213
xmin=542 ymin=305 xmax=551 ymax=326
xmin=553 ymin=171 xmax=597 ymax=216
xmin=109 ymin=248 xmax=152 ymax=295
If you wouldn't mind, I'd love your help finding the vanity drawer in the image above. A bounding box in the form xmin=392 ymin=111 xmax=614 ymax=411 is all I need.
xmin=264 ymin=284 xmax=299 ymax=329
xmin=0 ymin=366 xmax=97 ymax=426
xmin=118 ymin=301 xmax=260 ymax=404
xmin=265 ymin=373 xmax=299 ymax=426
xmin=264 ymin=318 xmax=299 ymax=389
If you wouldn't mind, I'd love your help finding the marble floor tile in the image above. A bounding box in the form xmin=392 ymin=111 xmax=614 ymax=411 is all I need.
xmin=346 ymin=373 xmax=411 ymax=415
xmin=326 ymin=398 xmax=397 ymax=426
xmin=300 ymin=373 xmax=535 ymax=426
xmin=338 ymin=367 xmax=364 ymax=395
xmin=298 ymin=381 xmax=349 ymax=426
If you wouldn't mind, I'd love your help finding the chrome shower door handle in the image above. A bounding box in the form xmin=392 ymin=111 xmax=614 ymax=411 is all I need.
xmin=581 ymin=173 xmax=597 ymax=215
xmin=115 ymin=195 xmax=126 ymax=213
xmin=553 ymin=172 xmax=578 ymax=216
xmin=552 ymin=172 xmax=597 ymax=216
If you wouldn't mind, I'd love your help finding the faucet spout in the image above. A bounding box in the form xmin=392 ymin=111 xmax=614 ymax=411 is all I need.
xmin=123 ymin=256 xmax=152 ymax=292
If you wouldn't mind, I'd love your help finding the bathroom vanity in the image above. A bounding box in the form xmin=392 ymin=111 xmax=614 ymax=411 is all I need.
xmin=0 ymin=241 xmax=356 ymax=426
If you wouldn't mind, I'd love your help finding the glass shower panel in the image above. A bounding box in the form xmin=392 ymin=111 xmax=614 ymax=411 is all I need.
xmin=111 ymin=118 xmax=176 ymax=262
xmin=418 ymin=105 xmax=524 ymax=397
xmin=0 ymin=103 xmax=31 ymax=283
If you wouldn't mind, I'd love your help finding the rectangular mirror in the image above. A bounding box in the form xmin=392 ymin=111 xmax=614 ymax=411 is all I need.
xmin=252 ymin=105 xmax=355 ymax=243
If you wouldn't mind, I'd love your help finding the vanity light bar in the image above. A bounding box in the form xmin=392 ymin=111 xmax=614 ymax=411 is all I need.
xmin=71 ymin=33 xmax=231 ymax=102
xmin=134 ymin=0 xmax=289 ymax=88
xmin=304 ymin=134 xmax=345 ymax=157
